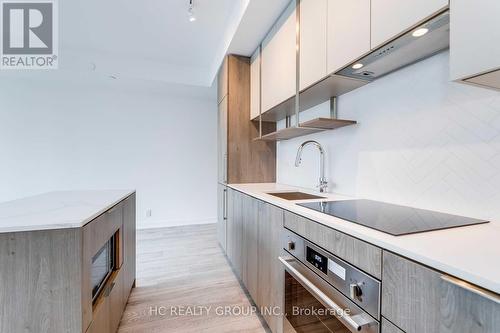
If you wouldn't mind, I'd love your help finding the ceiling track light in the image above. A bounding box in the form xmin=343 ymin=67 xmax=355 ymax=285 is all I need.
xmin=188 ymin=0 xmax=196 ymax=22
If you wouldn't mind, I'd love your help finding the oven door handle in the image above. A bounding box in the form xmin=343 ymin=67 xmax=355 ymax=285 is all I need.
xmin=279 ymin=256 xmax=374 ymax=332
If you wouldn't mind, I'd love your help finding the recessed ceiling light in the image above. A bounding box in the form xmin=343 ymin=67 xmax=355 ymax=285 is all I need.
xmin=352 ymin=63 xmax=364 ymax=70
xmin=412 ymin=28 xmax=429 ymax=37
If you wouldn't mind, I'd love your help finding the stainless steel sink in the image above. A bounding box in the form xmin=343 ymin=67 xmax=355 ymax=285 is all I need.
xmin=267 ymin=191 xmax=326 ymax=201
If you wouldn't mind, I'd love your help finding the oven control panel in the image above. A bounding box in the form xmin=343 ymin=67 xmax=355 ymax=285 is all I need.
xmin=306 ymin=246 xmax=328 ymax=274
xmin=282 ymin=228 xmax=381 ymax=320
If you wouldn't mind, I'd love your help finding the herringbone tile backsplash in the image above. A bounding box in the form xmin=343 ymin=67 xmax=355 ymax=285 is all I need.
xmin=278 ymin=52 xmax=500 ymax=221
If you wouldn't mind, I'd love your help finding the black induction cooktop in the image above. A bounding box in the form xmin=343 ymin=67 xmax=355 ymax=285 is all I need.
xmin=298 ymin=199 xmax=489 ymax=236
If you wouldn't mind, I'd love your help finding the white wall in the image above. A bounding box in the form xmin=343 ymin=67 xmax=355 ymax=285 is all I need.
xmin=278 ymin=52 xmax=500 ymax=221
xmin=0 ymin=77 xmax=217 ymax=229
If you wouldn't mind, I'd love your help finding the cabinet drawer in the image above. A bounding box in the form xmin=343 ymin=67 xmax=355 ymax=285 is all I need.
xmin=382 ymin=251 xmax=500 ymax=333
xmin=108 ymin=270 xmax=126 ymax=333
xmin=283 ymin=211 xmax=381 ymax=279
xmin=87 ymin=269 xmax=125 ymax=333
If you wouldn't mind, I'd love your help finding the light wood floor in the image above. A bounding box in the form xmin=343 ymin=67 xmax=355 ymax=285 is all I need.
xmin=118 ymin=223 xmax=268 ymax=333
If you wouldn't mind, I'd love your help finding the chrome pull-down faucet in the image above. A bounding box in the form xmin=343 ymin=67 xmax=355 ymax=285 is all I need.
xmin=295 ymin=140 xmax=328 ymax=193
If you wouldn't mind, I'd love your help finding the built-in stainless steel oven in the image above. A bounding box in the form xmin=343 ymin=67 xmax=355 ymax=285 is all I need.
xmin=280 ymin=229 xmax=380 ymax=333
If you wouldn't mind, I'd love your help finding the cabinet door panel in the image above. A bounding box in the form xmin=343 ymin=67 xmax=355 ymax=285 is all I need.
xmin=242 ymin=195 xmax=259 ymax=302
xmin=327 ymin=0 xmax=370 ymax=74
xmin=371 ymin=0 xmax=448 ymax=49
xmin=299 ymin=0 xmax=327 ymax=90
xmin=123 ymin=194 xmax=136 ymax=295
xmin=261 ymin=1 xmax=296 ymax=112
xmin=382 ymin=251 xmax=500 ymax=333
xmin=109 ymin=271 xmax=126 ymax=333
xmin=257 ymin=201 xmax=284 ymax=333
xmin=227 ymin=189 xmax=243 ymax=277
xmin=450 ymin=0 xmax=500 ymax=88
xmin=217 ymin=184 xmax=227 ymax=251
xmin=217 ymin=97 xmax=228 ymax=184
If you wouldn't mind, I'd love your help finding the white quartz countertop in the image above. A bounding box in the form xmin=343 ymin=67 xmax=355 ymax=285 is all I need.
xmin=228 ymin=183 xmax=500 ymax=294
xmin=0 ymin=190 xmax=135 ymax=233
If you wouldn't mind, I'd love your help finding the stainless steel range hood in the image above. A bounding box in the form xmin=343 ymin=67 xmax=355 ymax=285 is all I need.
xmin=337 ymin=10 xmax=450 ymax=81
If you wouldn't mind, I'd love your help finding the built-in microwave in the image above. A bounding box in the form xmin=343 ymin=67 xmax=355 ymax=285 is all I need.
xmin=91 ymin=233 xmax=117 ymax=303
xmin=281 ymin=229 xmax=381 ymax=333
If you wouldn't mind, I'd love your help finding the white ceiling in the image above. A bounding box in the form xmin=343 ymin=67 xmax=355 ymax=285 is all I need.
xmin=0 ymin=0 xmax=291 ymax=87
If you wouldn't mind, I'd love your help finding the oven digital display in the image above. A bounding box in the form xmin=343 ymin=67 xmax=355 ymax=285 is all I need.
xmin=306 ymin=246 xmax=328 ymax=274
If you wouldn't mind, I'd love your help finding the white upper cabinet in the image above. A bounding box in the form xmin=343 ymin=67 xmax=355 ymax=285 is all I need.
xmin=327 ymin=0 xmax=371 ymax=74
xmin=450 ymin=0 xmax=500 ymax=90
xmin=250 ymin=47 xmax=261 ymax=120
xmin=299 ymin=0 xmax=327 ymax=91
xmin=261 ymin=0 xmax=297 ymax=113
xmin=371 ymin=0 xmax=448 ymax=49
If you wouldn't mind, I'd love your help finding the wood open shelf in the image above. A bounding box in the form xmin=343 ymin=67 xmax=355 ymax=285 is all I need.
xmin=260 ymin=74 xmax=368 ymax=122
xmin=300 ymin=117 xmax=357 ymax=129
xmin=255 ymin=118 xmax=357 ymax=141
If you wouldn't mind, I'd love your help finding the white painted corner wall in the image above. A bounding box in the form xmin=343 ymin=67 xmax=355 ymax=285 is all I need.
xmin=278 ymin=52 xmax=500 ymax=222
xmin=0 ymin=78 xmax=217 ymax=229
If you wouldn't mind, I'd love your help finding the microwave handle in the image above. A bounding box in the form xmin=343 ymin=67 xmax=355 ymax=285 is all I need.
xmin=279 ymin=256 xmax=373 ymax=332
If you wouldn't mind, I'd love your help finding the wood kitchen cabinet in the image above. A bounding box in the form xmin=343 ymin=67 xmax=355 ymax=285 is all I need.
xmin=371 ymin=0 xmax=448 ymax=49
xmin=226 ymin=188 xmax=243 ymax=278
xmin=217 ymin=57 xmax=228 ymax=104
xmin=241 ymin=195 xmax=259 ymax=303
xmin=217 ymin=184 xmax=227 ymax=251
xmin=299 ymin=0 xmax=327 ymax=91
xmin=382 ymin=251 xmax=500 ymax=333
xmin=450 ymin=0 xmax=500 ymax=90
xmin=257 ymin=200 xmax=284 ymax=333
xmin=122 ymin=193 xmax=136 ymax=296
xmin=217 ymin=96 xmax=228 ymax=184
xmin=224 ymin=189 xmax=284 ymax=333
xmin=261 ymin=0 xmax=296 ymax=112
xmin=216 ymin=55 xmax=276 ymax=184
xmin=0 ymin=193 xmax=136 ymax=333
xmin=327 ymin=0 xmax=370 ymax=74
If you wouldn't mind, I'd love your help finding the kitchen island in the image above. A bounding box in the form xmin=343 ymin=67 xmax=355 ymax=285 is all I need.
xmin=0 ymin=190 xmax=136 ymax=333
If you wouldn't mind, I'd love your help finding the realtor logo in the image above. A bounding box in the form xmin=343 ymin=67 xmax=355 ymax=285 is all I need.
xmin=1 ymin=0 xmax=58 ymax=69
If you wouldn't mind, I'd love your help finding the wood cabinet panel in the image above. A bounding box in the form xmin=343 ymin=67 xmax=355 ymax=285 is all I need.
xmin=87 ymin=296 xmax=110 ymax=333
xmin=217 ymin=57 xmax=228 ymax=104
xmin=217 ymin=184 xmax=227 ymax=251
xmin=223 ymin=55 xmax=276 ymax=184
xmin=382 ymin=251 xmax=500 ymax=333
xmin=108 ymin=270 xmax=126 ymax=333
xmin=381 ymin=318 xmax=404 ymax=333
xmin=123 ymin=193 xmax=136 ymax=295
xmin=0 ymin=229 xmax=83 ymax=333
xmin=327 ymin=0 xmax=370 ymax=73
xmin=226 ymin=188 xmax=243 ymax=277
xmin=261 ymin=0 xmax=297 ymax=112
xmin=257 ymin=201 xmax=284 ymax=333
xmin=299 ymin=0 xmax=327 ymax=90
xmin=250 ymin=47 xmax=261 ymax=120
xmin=241 ymin=194 xmax=259 ymax=302
xmin=82 ymin=203 xmax=124 ymax=328
xmin=217 ymin=97 xmax=228 ymax=184
xmin=284 ymin=211 xmax=382 ymax=278
xmin=371 ymin=0 xmax=448 ymax=49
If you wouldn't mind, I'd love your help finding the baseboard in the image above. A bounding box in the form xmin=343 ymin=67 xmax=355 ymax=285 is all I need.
xmin=137 ymin=217 xmax=217 ymax=230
